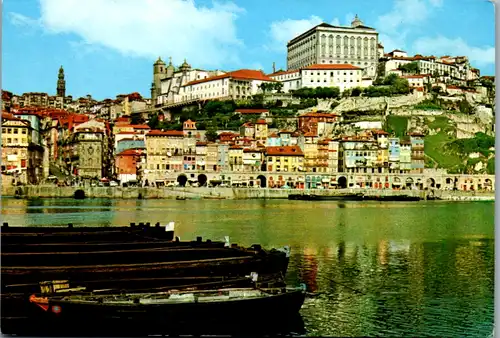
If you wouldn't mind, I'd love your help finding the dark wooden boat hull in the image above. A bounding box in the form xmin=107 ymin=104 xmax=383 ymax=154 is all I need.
xmin=364 ymin=195 xmax=421 ymax=201
xmin=1 ymin=229 xmax=175 ymax=245
xmin=288 ymin=193 xmax=364 ymax=201
xmin=2 ymin=247 xmax=257 ymax=267
xmin=1 ymin=239 xmax=226 ymax=254
xmin=29 ymin=288 xmax=305 ymax=334
xmin=2 ymin=252 xmax=289 ymax=288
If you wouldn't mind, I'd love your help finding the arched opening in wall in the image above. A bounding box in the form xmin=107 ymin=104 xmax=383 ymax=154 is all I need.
xmin=406 ymin=177 xmax=414 ymax=189
xmin=392 ymin=177 xmax=401 ymax=190
xmin=257 ymin=175 xmax=267 ymax=188
xmin=177 ymin=175 xmax=188 ymax=187
xmin=446 ymin=177 xmax=453 ymax=184
xmin=485 ymin=178 xmax=493 ymax=190
xmin=337 ymin=176 xmax=347 ymax=189
xmin=197 ymin=174 xmax=208 ymax=187
xmin=426 ymin=178 xmax=436 ymax=188
xmin=14 ymin=187 xmax=23 ymax=199
xmin=74 ymin=189 xmax=86 ymax=199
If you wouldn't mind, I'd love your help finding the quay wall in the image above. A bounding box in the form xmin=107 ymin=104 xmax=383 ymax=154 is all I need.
xmin=2 ymin=185 xmax=494 ymax=201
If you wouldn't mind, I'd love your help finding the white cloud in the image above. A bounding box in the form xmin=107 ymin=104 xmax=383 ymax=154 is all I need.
xmin=266 ymin=15 xmax=345 ymax=52
xmin=330 ymin=18 xmax=341 ymax=26
xmin=35 ymin=0 xmax=245 ymax=67
xmin=268 ymin=15 xmax=323 ymax=48
xmin=413 ymin=36 xmax=495 ymax=65
xmin=376 ymin=0 xmax=450 ymax=54
xmin=8 ymin=12 xmax=42 ymax=30
xmin=376 ymin=0 xmax=431 ymax=33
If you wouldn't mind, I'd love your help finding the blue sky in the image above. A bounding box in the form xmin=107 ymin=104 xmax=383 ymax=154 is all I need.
xmin=3 ymin=0 xmax=495 ymax=100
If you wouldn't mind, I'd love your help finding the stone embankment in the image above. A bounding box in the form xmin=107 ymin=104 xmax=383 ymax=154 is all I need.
xmin=2 ymin=185 xmax=494 ymax=201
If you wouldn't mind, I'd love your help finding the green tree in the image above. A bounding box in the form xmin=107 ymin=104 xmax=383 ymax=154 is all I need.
xmin=205 ymin=126 xmax=218 ymax=142
xmin=147 ymin=114 xmax=159 ymax=129
xmin=458 ymin=98 xmax=473 ymax=115
xmin=398 ymin=62 xmax=420 ymax=74
xmin=351 ymin=87 xmax=362 ymax=97
xmin=273 ymin=82 xmax=284 ymax=93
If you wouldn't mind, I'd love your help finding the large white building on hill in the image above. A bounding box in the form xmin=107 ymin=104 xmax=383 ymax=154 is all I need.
xmin=286 ymin=15 xmax=379 ymax=78
xmin=268 ymin=64 xmax=372 ymax=92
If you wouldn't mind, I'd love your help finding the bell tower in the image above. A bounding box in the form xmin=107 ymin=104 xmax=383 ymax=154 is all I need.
xmin=152 ymin=57 xmax=166 ymax=106
xmin=57 ymin=66 xmax=66 ymax=98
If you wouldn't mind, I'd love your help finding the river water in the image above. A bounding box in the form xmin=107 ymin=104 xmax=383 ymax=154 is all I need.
xmin=1 ymin=198 xmax=495 ymax=337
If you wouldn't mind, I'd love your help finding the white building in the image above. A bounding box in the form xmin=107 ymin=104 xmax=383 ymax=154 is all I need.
xmin=381 ymin=50 xmax=479 ymax=83
xmin=152 ymin=57 xmax=225 ymax=106
xmin=178 ymin=69 xmax=275 ymax=102
xmin=401 ymin=74 xmax=432 ymax=89
xmin=269 ymin=64 xmax=366 ymax=93
xmin=265 ymin=69 xmax=302 ymax=92
xmin=286 ymin=15 xmax=379 ymax=78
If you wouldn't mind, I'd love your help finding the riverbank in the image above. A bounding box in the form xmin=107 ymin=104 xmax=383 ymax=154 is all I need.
xmin=2 ymin=185 xmax=495 ymax=201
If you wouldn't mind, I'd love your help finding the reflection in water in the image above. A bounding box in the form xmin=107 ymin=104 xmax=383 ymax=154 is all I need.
xmin=1 ymin=198 xmax=494 ymax=337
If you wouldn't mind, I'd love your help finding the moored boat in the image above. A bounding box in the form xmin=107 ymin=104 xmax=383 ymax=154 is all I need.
xmin=1 ymin=222 xmax=177 ymax=244
xmin=29 ymin=285 xmax=306 ymax=324
xmin=288 ymin=193 xmax=364 ymax=201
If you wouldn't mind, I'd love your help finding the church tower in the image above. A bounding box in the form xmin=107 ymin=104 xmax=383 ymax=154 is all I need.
xmin=57 ymin=66 xmax=66 ymax=98
xmin=151 ymin=57 xmax=167 ymax=106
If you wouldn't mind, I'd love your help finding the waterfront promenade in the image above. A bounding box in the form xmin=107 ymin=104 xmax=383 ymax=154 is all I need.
xmin=2 ymin=185 xmax=495 ymax=201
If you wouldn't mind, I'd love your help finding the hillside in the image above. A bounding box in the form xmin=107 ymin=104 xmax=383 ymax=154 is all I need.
xmin=385 ymin=114 xmax=495 ymax=174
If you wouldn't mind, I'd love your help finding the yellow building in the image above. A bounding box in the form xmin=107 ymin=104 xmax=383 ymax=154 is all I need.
xmin=265 ymin=145 xmax=304 ymax=172
xmin=145 ymin=130 xmax=185 ymax=182
xmin=1 ymin=113 xmax=31 ymax=172
xmin=254 ymin=119 xmax=268 ymax=140
xmin=303 ymin=133 xmax=319 ymax=172
xmin=228 ymin=145 xmax=244 ymax=171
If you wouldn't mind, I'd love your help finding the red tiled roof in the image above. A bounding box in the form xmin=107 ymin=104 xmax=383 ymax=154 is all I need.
xmin=243 ymin=148 xmax=262 ymax=153
xmin=279 ymin=130 xmax=292 ymax=134
xmin=303 ymin=132 xmax=317 ymax=137
xmin=196 ymin=142 xmax=208 ymax=146
xmin=401 ymin=74 xmax=430 ymax=79
xmin=1 ymin=112 xmax=30 ymax=124
xmin=147 ymin=130 xmax=184 ymax=137
xmin=268 ymin=132 xmax=279 ymax=138
xmin=373 ymin=129 xmax=389 ymax=135
xmin=267 ymin=69 xmax=300 ymax=77
xmin=185 ymin=69 xmax=275 ymax=86
xmin=116 ymin=131 xmax=137 ymax=135
xmin=303 ymin=64 xmax=361 ymax=70
xmin=229 ymin=145 xmax=243 ymax=150
xmin=265 ymin=145 xmax=304 ymax=156
xmin=116 ymin=124 xmax=150 ymax=129
xmin=235 ymin=108 xmax=269 ymax=113
xmin=117 ymin=148 xmax=145 ymax=156
xmin=299 ymin=112 xmax=338 ymax=118
xmin=255 ymin=119 xmax=267 ymax=125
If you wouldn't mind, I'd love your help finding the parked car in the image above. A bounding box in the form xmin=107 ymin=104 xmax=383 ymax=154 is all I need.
xmin=110 ymin=181 xmax=119 ymax=187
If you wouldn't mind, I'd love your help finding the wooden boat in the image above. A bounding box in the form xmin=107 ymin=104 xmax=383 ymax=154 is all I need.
xmin=1 ymin=237 xmax=226 ymax=254
xmin=176 ymin=196 xmax=187 ymax=200
xmin=29 ymin=285 xmax=306 ymax=324
xmin=1 ymin=246 xmax=290 ymax=288
xmin=1 ymin=222 xmax=177 ymax=244
xmin=1 ymin=245 xmax=284 ymax=267
xmin=288 ymin=193 xmax=364 ymax=201
xmin=363 ymin=195 xmax=421 ymax=201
